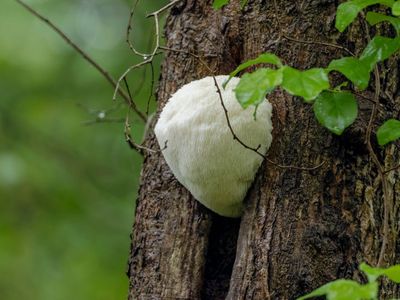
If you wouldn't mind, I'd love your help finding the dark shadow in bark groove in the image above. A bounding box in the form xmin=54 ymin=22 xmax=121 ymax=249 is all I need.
xmin=202 ymin=215 xmax=240 ymax=300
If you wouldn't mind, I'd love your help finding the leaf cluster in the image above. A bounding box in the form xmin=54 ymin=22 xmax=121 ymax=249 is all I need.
xmin=219 ymin=0 xmax=400 ymax=144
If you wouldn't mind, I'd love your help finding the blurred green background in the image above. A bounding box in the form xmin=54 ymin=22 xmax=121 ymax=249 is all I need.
xmin=0 ymin=0 xmax=164 ymax=299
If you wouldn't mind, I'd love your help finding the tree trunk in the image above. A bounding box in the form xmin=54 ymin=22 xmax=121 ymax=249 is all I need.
xmin=128 ymin=0 xmax=400 ymax=299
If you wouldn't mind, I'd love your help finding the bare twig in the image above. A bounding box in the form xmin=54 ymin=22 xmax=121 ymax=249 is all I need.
xmin=212 ymin=76 xmax=325 ymax=171
xmin=113 ymin=59 xmax=151 ymax=102
xmin=146 ymin=62 xmax=155 ymax=116
xmin=282 ymin=34 xmax=356 ymax=57
xmin=213 ymin=77 xmax=265 ymax=157
xmin=124 ymin=114 xmax=166 ymax=154
xmin=116 ymin=0 xmax=182 ymax=111
xmin=14 ymin=0 xmax=147 ymax=122
xmin=123 ymin=78 xmax=166 ymax=154
xmin=352 ymin=91 xmax=376 ymax=104
xmin=383 ymin=164 xmax=400 ymax=174
xmin=126 ymin=0 xmax=149 ymax=58
xmin=146 ymin=0 xmax=181 ymax=18
xmin=159 ymin=46 xmax=215 ymax=73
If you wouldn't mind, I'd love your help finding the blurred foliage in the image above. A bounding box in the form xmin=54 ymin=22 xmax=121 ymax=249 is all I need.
xmin=0 ymin=0 xmax=166 ymax=299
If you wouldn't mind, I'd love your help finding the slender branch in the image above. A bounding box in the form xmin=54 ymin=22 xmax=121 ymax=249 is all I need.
xmin=383 ymin=164 xmax=400 ymax=174
xmin=113 ymin=59 xmax=151 ymax=102
xmin=159 ymin=46 xmax=215 ymax=73
xmin=146 ymin=62 xmax=155 ymax=116
xmin=282 ymin=34 xmax=356 ymax=57
xmin=116 ymin=1 xmax=182 ymax=111
xmin=213 ymin=77 xmax=265 ymax=158
xmin=212 ymin=76 xmax=324 ymax=172
xmin=126 ymin=0 xmax=150 ymax=57
xmin=124 ymin=114 xmax=166 ymax=154
xmin=15 ymin=0 xmax=147 ymax=122
xmin=123 ymin=78 xmax=166 ymax=154
xmin=146 ymin=0 xmax=181 ymax=18
xmin=353 ymin=91 xmax=376 ymax=104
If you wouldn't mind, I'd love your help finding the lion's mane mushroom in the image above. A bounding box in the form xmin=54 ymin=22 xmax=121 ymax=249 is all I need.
xmin=155 ymin=75 xmax=273 ymax=217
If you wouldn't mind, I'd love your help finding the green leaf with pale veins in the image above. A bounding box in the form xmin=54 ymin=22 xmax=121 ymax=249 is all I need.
xmin=335 ymin=0 xmax=395 ymax=32
xmin=297 ymin=279 xmax=378 ymax=300
xmin=377 ymin=119 xmax=400 ymax=145
xmin=327 ymin=57 xmax=371 ymax=90
xmin=360 ymin=36 xmax=400 ymax=70
xmin=212 ymin=0 xmax=230 ymax=9
xmin=281 ymin=67 xmax=329 ymax=102
xmin=234 ymin=68 xmax=282 ymax=108
xmin=393 ymin=1 xmax=400 ymax=15
xmin=224 ymin=53 xmax=282 ymax=88
xmin=313 ymin=91 xmax=358 ymax=135
xmin=366 ymin=12 xmax=400 ymax=35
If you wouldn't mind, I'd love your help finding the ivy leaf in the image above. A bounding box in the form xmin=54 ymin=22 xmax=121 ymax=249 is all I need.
xmin=360 ymin=263 xmax=385 ymax=282
xmin=234 ymin=68 xmax=282 ymax=108
xmin=360 ymin=263 xmax=400 ymax=283
xmin=366 ymin=12 xmax=400 ymax=35
xmin=297 ymin=280 xmax=378 ymax=300
xmin=281 ymin=67 xmax=329 ymax=102
xmin=383 ymin=265 xmax=400 ymax=283
xmin=212 ymin=0 xmax=230 ymax=9
xmin=327 ymin=57 xmax=371 ymax=90
xmin=360 ymin=36 xmax=400 ymax=70
xmin=393 ymin=1 xmax=400 ymax=15
xmin=335 ymin=0 xmax=395 ymax=32
xmin=313 ymin=91 xmax=358 ymax=135
xmin=377 ymin=119 xmax=400 ymax=145
xmin=224 ymin=53 xmax=282 ymax=88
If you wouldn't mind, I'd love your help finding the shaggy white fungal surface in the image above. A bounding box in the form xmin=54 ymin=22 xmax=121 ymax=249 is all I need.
xmin=154 ymin=75 xmax=273 ymax=217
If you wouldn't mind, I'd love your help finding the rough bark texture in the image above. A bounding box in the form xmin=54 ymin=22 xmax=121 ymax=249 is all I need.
xmin=128 ymin=0 xmax=400 ymax=299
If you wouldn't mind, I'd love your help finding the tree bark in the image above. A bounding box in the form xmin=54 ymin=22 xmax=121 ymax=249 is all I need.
xmin=128 ymin=0 xmax=400 ymax=299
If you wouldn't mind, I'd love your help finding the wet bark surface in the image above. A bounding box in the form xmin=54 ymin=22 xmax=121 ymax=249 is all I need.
xmin=128 ymin=0 xmax=400 ymax=299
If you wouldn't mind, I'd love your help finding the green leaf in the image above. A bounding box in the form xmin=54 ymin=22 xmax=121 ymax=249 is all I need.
xmin=281 ymin=67 xmax=329 ymax=102
xmin=360 ymin=263 xmax=384 ymax=282
xmin=224 ymin=53 xmax=282 ymax=88
xmin=327 ymin=57 xmax=371 ymax=90
xmin=212 ymin=0 xmax=230 ymax=9
xmin=382 ymin=265 xmax=400 ymax=283
xmin=297 ymin=280 xmax=378 ymax=300
xmin=366 ymin=12 xmax=400 ymax=35
xmin=393 ymin=1 xmax=400 ymax=15
xmin=335 ymin=0 xmax=395 ymax=32
xmin=360 ymin=36 xmax=400 ymax=70
xmin=313 ymin=91 xmax=358 ymax=135
xmin=377 ymin=119 xmax=400 ymax=145
xmin=234 ymin=68 xmax=282 ymax=108
xmin=360 ymin=263 xmax=400 ymax=283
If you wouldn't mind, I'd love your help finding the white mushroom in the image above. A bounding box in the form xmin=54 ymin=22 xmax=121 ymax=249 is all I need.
xmin=155 ymin=75 xmax=273 ymax=217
